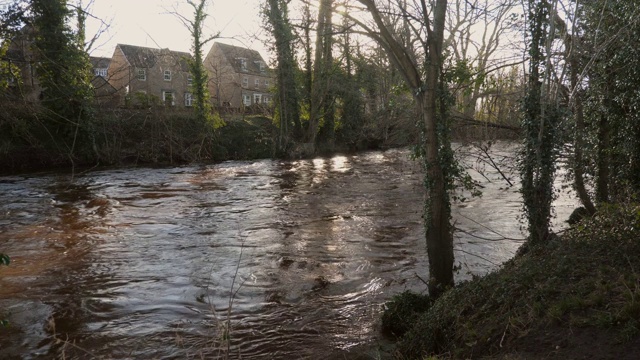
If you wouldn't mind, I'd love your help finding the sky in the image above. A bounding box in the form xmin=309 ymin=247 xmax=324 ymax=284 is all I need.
xmin=84 ymin=0 xmax=269 ymax=60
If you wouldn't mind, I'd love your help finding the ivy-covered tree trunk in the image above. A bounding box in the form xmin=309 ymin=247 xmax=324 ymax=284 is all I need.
xmin=309 ymin=0 xmax=334 ymax=148
xmin=423 ymin=0 xmax=454 ymax=297
xmin=264 ymin=0 xmax=302 ymax=152
xmin=520 ymin=0 xmax=560 ymax=245
xmin=180 ymin=0 xmax=221 ymax=128
xmin=32 ymin=0 xmax=94 ymax=150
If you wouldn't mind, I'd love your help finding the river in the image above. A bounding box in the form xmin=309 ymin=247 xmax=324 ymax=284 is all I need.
xmin=0 ymin=143 xmax=577 ymax=359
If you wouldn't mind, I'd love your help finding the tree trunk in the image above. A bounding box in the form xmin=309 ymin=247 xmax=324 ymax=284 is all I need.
xmin=356 ymin=0 xmax=453 ymax=297
xmin=419 ymin=89 xmax=454 ymax=297
xmin=308 ymin=0 xmax=333 ymax=146
xmin=423 ymin=0 xmax=454 ymax=297
xmin=596 ymin=111 xmax=610 ymax=203
xmin=265 ymin=0 xmax=302 ymax=149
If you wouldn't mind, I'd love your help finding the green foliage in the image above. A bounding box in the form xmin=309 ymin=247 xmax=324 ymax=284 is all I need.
xmin=0 ymin=253 xmax=8 ymax=266
xmin=184 ymin=0 xmax=221 ymax=129
xmin=577 ymin=0 xmax=640 ymax=201
xmin=381 ymin=291 xmax=433 ymax=338
xmin=0 ymin=41 xmax=21 ymax=92
xmin=263 ymin=0 xmax=302 ymax=148
xmin=31 ymin=0 xmax=95 ymax=155
xmin=216 ymin=116 xmax=276 ymax=160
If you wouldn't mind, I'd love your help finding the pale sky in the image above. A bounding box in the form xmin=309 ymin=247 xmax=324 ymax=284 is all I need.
xmin=84 ymin=0 xmax=269 ymax=60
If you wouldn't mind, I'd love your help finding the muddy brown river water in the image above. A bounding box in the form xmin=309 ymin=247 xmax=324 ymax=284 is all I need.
xmin=0 ymin=144 xmax=577 ymax=359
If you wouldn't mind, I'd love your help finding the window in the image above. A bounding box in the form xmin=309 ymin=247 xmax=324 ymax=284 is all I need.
xmin=253 ymin=94 xmax=262 ymax=104
xmin=259 ymin=62 xmax=265 ymax=72
xmin=137 ymin=69 xmax=146 ymax=81
xmin=242 ymin=77 xmax=248 ymax=87
xmin=264 ymin=79 xmax=270 ymax=87
xmin=94 ymin=68 xmax=107 ymax=77
xmin=164 ymin=70 xmax=171 ymax=81
xmin=243 ymin=94 xmax=251 ymax=106
xmin=238 ymin=58 xmax=247 ymax=71
xmin=255 ymin=78 xmax=260 ymax=88
xmin=263 ymin=96 xmax=271 ymax=104
xmin=187 ymin=75 xmax=193 ymax=86
xmin=162 ymin=90 xmax=175 ymax=106
xmin=184 ymin=92 xmax=193 ymax=107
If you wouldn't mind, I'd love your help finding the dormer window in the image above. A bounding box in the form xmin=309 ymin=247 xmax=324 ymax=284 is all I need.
xmin=257 ymin=61 xmax=265 ymax=72
xmin=238 ymin=58 xmax=247 ymax=71
xmin=164 ymin=70 xmax=171 ymax=81
xmin=137 ymin=69 xmax=146 ymax=81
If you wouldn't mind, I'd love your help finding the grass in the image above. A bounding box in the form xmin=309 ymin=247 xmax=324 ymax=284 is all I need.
xmin=383 ymin=203 xmax=640 ymax=359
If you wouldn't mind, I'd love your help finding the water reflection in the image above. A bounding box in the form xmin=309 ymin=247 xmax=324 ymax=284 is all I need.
xmin=0 ymin=145 xmax=577 ymax=358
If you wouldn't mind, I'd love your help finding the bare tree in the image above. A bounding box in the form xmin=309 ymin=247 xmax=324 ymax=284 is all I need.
xmin=445 ymin=0 xmax=521 ymax=120
xmin=347 ymin=0 xmax=454 ymax=297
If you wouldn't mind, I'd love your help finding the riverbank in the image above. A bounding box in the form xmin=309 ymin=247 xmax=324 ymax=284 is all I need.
xmin=383 ymin=203 xmax=640 ymax=359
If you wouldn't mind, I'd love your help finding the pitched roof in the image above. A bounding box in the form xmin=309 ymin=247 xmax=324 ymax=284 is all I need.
xmin=116 ymin=44 xmax=192 ymax=72
xmin=213 ymin=42 xmax=269 ymax=75
xmin=90 ymin=56 xmax=110 ymax=69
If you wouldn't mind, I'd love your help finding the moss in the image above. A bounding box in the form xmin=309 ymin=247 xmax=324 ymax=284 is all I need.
xmin=391 ymin=203 xmax=640 ymax=359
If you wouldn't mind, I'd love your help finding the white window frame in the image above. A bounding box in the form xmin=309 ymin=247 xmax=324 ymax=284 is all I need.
xmin=184 ymin=92 xmax=193 ymax=107
xmin=162 ymin=90 xmax=175 ymax=106
xmin=187 ymin=75 xmax=193 ymax=86
xmin=265 ymin=79 xmax=270 ymax=87
xmin=137 ymin=69 xmax=146 ymax=81
xmin=242 ymin=77 xmax=248 ymax=87
xmin=164 ymin=70 xmax=172 ymax=81
xmin=255 ymin=78 xmax=260 ymax=88
xmin=239 ymin=58 xmax=247 ymax=71
xmin=253 ymin=93 xmax=262 ymax=104
xmin=263 ymin=96 xmax=271 ymax=104
xmin=242 ymin=94 xmax=251 ymax=106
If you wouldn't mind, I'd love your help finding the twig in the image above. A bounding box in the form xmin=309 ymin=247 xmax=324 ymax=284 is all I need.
xmin=415 ymin=273 xmax=429 ymax=287
xmin=455 ymin=226 xmax=525 ymax=242
xmin=456 ymin=212 xmax=527 ymax=241
xmin=455 ymin=248 xmax=500 ymax=267
xmin=499 ymin=318 xmax=509 ymax=347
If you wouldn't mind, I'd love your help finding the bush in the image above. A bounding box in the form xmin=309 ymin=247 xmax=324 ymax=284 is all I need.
xmin=381 ymin=291 xmax=433 ymax=338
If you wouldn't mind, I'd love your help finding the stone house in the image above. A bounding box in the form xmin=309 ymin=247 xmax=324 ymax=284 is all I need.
xmin=89 ymin=56 xmax=117 ymax=106
xmin=204 ymin=42 xmax=273 ymax=110
xmin=108 ymin=44 xmax=193 ymax=108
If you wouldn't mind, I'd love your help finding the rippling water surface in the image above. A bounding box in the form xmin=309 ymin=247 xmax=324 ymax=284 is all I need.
xmin=0 ymin=144 xmax=577 ymax=359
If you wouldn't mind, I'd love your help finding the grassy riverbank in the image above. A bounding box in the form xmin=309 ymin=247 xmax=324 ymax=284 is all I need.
xmin=383 ymin=204 xmax=640 ymax=359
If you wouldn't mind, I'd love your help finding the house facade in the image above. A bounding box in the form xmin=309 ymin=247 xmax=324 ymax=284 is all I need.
xmin=204 ymin=42 xmax=272 ymax=110
xmin=89 ymin=57 xmax=117 ymax=106
xmin=108 ymin=44 xmax=193 ymax=108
